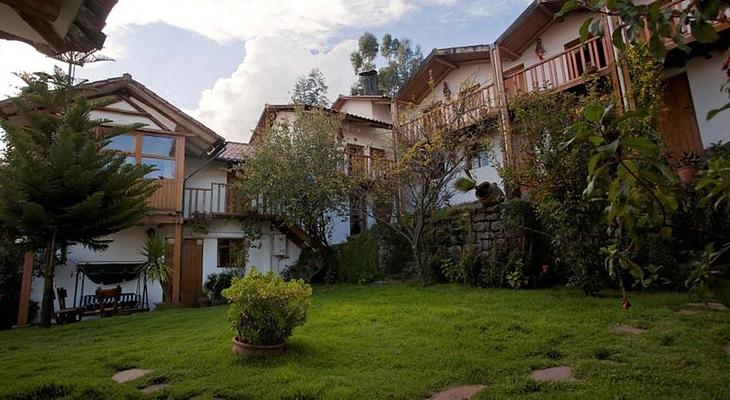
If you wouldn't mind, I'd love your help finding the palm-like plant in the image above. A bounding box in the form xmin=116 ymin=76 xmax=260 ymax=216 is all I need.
xmin=140 ymin=235 xmax=171 ymax=293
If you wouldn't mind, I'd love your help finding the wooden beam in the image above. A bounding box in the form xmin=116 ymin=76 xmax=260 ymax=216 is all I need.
xmin=15 ymin=9 xmax=66 ymax=54
xmin=1 ymin=0 xmax=62 ymax=22
xmin=16 ymin=251 xmax=34 ymax=327
xmin=171 ymin=223 xmax=183 ymax=305
xmin=499 ymin=45 xmax=520 ymax=61
xmin=433 ymin=56 xmax=458 ymax=70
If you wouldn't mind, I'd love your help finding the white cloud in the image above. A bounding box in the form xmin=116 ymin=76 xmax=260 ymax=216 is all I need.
xmin=194 ymin=36 xmax=356 ymax=142
xmin=0 ymin=41 xmax=61 ymax=98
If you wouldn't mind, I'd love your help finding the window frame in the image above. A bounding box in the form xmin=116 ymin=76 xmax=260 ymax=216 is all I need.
xmin=217 ymin=238 xmax=248 ymax=268
xmin=105 ymin=131 xmax=178 ymax=180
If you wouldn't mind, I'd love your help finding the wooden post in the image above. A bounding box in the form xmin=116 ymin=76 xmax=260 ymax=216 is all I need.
xmin=171 ymin=222 xmax=183 ymax=305
xmin=492 ymin=45 xmax=512 ymax=166
xmin=16 ymin=251 xmax=34 ymax=326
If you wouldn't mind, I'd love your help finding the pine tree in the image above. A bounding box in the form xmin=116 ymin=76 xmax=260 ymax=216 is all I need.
xmin=0 ymin=68 xmax=158 ymax=327
xmin=291 ymin=68 xmax=329 ymax=107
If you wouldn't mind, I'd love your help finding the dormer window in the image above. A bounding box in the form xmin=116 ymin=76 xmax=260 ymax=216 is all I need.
xmin=105 ymin=133 xmax=177 ymax=180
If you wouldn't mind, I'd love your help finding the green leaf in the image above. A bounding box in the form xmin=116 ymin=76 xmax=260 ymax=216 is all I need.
xmin=557 ymin=0 xmax=580 ymax=18
xmin=580 ymin=18 xmax=593 ymax=43
xmin=707 ymin=102 xmax=730 ymax=120
xmin=690 ymin=19 xmax=719 ymax=44
xmin=588 ymin=153 xmax=603 ymax=175
xmin=623 ymin=136 xmax=657 ymax=153
xmin=584 ymin=103 xmax=605 ymax=123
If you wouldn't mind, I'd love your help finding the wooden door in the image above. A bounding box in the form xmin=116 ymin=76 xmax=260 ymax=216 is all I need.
xmin=181 ymin=239 xmax=203 ymax=307
xmin=658 ymin=72 xmax=703 ymax=159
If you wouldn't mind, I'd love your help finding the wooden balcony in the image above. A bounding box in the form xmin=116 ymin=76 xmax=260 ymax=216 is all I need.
xmin=504 ymin=36 xmax=612 ymax=99
xmin=184 ymin=183 xmax=254 ymax=218
xmin=659 ymin=0 xmax=730 ymax=49
xmin=400 ymin=83 xmax=499 ymax=140
xmin=147 ymin=179 xmax=178 ymax=211
xmin=347 ymin=154 xmax=390 ymax=178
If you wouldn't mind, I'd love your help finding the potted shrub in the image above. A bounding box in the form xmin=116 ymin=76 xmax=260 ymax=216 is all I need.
xmin=677 ymin=150 xmax=701 ymax=184
xmin=222 ymin=268 xmax=312 ymax=357
xmin=454 ymin=172 xmax=504 ymax=207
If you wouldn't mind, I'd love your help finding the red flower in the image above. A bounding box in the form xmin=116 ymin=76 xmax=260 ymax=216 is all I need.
xmin=622 ymin=298 xmax=632 ymax=310
xmin=541 ymin=264 xmax=549 ymax=274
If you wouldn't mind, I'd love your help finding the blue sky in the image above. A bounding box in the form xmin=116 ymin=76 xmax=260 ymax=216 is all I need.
xmin=0 ymin=0 xmax=530 ymax=142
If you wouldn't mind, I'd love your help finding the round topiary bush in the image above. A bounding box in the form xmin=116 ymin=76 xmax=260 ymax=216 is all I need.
xmin=222 ymin=268 xmax=312 ymax=347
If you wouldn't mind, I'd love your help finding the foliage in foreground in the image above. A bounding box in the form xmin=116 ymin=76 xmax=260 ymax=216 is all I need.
xmin=0 ymin=285 xmax=728 ymax=399
xmin=222 ymin=268 xmax=312 ymax=345
xmin=0 ymin=68 xmax=157 ymax=327
xmin=232 ymin=108 xmax=348 ymax=249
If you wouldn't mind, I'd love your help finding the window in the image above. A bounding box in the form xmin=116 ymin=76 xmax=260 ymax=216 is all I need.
xmin=471 ymin=151 xmax=492 ymax=170
xmin=142 ymin=136 xmax=175 ymax=157
xmin=106 ymin=134 xmax=136 ymax=152
xmin=217 ymin=239 xmax=247 ymax=268
xmin=105 ymin=132 xmax=177 ymax=180
xmin=141 ymin=158 xmax=176 ymax=179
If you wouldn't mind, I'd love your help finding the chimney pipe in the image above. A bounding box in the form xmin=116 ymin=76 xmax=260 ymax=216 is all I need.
xmin=359 ymin=69 xmax=378 ymax=95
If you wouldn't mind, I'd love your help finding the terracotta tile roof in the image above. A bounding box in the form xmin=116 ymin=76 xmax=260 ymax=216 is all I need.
xmin=217 ymin=141 xmax=252 ymax=162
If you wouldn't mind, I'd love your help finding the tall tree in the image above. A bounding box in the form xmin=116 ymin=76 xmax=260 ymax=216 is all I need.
xmin=233 ymin=108 xmax=348 ymax=249
xmin=0 ymin=68 xmax=157 ymax=327
xmin=350 ymin=32 xmax=423 ymax=96
xmin=291 ymin=68 xmax=329 ymax=107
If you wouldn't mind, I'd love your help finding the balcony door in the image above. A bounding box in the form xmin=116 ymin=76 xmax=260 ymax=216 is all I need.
xmin=658 ymin=72 xmax=703 ymax=159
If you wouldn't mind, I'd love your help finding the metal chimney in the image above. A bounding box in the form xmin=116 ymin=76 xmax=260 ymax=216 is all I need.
xmin=359 ymin=69 xmax=378 ymax=95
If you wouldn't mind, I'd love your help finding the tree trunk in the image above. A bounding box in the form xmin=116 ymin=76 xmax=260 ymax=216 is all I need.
xmin=411 ymin=243 xmax=426 ymax=286
xmin=40 ymin=233 xmax=56 ymax=328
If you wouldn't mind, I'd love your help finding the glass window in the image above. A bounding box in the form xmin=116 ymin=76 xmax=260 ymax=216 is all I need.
xmin=142 ymin=135 xmax=175 ymax=157
xmin=141 ymin=157 xmax=175 ymax=179
xmin=106 ymin=134 xmax=136 ymax=152
xmin=218 ymin=239 xmax=247 ymax=268
xmin=124 ymin=156 xmax=137 ymax=166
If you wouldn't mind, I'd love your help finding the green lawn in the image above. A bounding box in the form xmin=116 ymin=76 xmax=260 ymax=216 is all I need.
xmin=1 ymin=285 xmax=728 ymax=400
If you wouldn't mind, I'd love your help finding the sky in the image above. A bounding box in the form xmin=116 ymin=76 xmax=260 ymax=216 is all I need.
xmin=0 ymin=0 xmax=531 ymax=143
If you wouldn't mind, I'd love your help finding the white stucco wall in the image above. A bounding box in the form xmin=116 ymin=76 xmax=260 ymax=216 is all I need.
xmin=184 ymin=220 xmax=302 ymax=282
xmin=503 ymin=11 xmax=588 ymax=72
xmin=414 ymin=61 xmax=495 ymax=114
xmin=28 ymin=226 xmax=167 ymax=322
xmin=664 ymin=50 xmax=730 ymax=147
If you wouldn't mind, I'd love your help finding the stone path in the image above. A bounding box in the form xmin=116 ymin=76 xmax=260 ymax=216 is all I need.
xmin=530 ymin=366 xmax=576 ymax=383
xmin=428 ymin=385 xmax=485 ymax=400
xmin=684 ymin=302 xmax=728 ymax=311
xmin=112 ymin=369 xmax=152 ymax=383
xmin=141 ymin=384 xmax=169 ymax=394
xmin=611 ymin=324 xmax=647 ymax=334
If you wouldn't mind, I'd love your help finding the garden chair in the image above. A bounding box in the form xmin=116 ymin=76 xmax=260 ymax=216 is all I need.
xmin=54 ymin=287 xmax=81 ymax=324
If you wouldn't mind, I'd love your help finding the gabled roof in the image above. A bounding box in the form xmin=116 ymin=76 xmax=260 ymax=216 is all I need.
xmin=395 ymin=43 xmax=492 ymax=104
xmin=217 ymin=141 xmax=252 ymax=162
xmin=250 ymin=104 xmax=393 ymax=144
xmin=496 ymin=0 xmax=569 ymax=60
xmin=331 ymin=95 xmax=391 ymax=112
xmin=0 ymin=73 xmax=225 ymax=157
xmin=0 ymin=0 xmax=117 ymax=56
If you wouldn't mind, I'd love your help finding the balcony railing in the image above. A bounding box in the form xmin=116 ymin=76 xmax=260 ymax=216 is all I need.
xmin=184 ymin=183 xmax=254 ymax=218
xmin=346 ymin=154 xmax=390 ymax=178
xmin=657 ymin=0 xmax=730 ymax=47
xmin=504 ymin=36 xmax=611 ymax=99
xmin=147 ymin=179 xmax=178 ymax=211
xmin=400 ymin=83 xmax=499 ymax=140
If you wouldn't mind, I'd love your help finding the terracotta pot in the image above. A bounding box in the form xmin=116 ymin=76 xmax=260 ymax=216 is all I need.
xmin=677 ymin=165 xmax=697 ymax=185
xmin=475 ymin=182 xmax=504 ymax=207
xmin=231 ymin=337 xmax=286 ymax=357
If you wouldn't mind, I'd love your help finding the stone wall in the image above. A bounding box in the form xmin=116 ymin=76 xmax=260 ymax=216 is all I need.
xmin=431 ymin=202 xmax=521 ymax=258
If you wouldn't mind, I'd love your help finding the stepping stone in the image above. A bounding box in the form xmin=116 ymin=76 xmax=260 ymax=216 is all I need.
xmin=678 ymin=309 xmax=698 ymax=316
xmin=684 ymin=302 xmax=728 ymax=311
xmin=141 ymin=384 xmax=169 ymax=394
xmin=112 ymin=369 xmax=152 ymax=383
xmin=611 ymin=324 xmax=647 ymax=334
xmin=530 ymin=366 xmax=576 ymax=382
xmin=428 ymin=385 xmax=485 ymax=400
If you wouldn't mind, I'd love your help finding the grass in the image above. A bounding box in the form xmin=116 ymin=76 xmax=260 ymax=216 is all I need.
xmin=0 ymin=285 xmax=729 ymax=399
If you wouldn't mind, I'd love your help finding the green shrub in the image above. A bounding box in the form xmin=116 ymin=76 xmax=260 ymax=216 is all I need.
xmin=333 ymin=227 xmax=380 ymax=283
xmin=204 ymin=269 xmax=246 ymax=301
xmin=222 ymin=268 xmax=312 ymax=345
